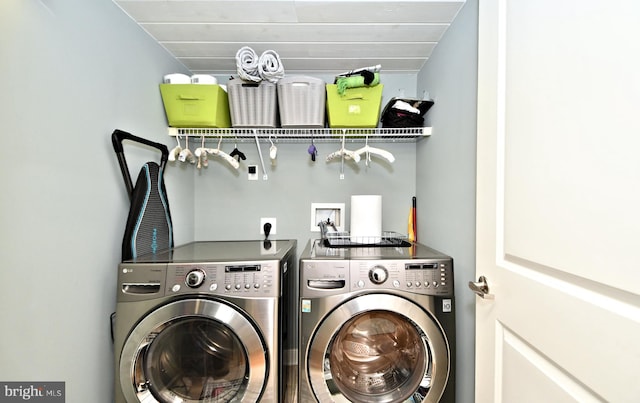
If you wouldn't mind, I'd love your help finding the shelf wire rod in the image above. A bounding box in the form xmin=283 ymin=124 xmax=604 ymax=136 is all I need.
xmin=253 ymin=130 xmax=268 ymax=180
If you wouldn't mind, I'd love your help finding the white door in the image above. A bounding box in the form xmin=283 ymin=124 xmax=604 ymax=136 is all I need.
xmin=475 ymin=1 xmax=640 ymax=402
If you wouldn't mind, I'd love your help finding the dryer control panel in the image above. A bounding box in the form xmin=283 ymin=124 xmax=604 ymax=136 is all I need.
xmin=166 ymin=261 xmax=279 ymax=298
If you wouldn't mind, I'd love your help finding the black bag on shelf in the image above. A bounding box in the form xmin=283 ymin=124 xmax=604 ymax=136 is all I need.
xmin=381 ymin=98 xmax=434 ymax=128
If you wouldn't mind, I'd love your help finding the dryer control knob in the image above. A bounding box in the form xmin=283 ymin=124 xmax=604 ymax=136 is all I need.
xmin=369 ymin=266 xmax=388 ymax=284
xmin=185 ymin=269 xmax=206 ymax=288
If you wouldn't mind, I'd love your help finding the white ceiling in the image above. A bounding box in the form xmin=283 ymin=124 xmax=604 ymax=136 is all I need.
xmin=114 ymin=0 xmax=466 ymax=75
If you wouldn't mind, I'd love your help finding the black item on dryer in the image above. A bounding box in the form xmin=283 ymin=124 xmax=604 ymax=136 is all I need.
xmin=111 ymin=129 xmax=173 ymax=261
xmin=380 ymin=97 xmax=434 ymax=128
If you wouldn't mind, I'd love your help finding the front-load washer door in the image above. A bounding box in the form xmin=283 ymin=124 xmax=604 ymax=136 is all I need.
xmin=308 ymin=294 xmax=449 ymax=403
xmin=120 ymin=298 xmax=267 ymax=403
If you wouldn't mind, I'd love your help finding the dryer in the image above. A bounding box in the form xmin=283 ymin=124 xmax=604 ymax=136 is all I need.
xmin=113 ymin=240 xmax=296 ymax=403
xmin=298 ymin=239 xmax=455 ymax=403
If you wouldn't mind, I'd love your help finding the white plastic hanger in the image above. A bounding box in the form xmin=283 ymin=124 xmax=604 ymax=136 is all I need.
xmin=269 ymin=135 xmax=277 ymax=161
xmin=168 ymin=136 xmax=182 ymax=162
xmin=204 ymin=136 xmax=240 ymax=169
xmin=325 ymin=133 xmax=361 ymax=163
xmin=326 ymin=131 xmax=360 ymax=179
xmin=178 ymin=136 xmax=196 ymax=164
xmin=194 ymin=136 xmax=209 ymax=169
xmin=353 ymin=136 xmax=395 ymax=166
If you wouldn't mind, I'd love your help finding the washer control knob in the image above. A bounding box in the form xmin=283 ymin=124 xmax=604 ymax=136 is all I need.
xmin=185 ymin=269 xmax=206 ymax=288
xmin=369 ymin=266 xmax=388 ymax=285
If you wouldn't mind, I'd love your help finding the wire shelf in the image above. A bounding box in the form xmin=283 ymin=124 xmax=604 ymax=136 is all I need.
xmin=322 ymin=231 xmax=411 ymax=247
xmin=168 ymin=127 xmax=431 ymax=143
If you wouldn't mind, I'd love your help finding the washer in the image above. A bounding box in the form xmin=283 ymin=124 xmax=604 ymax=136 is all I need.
xmin=113 ymin=240 xmax=296 ymax=403
xmin=298 ymin=239 xmax=455 ymax=403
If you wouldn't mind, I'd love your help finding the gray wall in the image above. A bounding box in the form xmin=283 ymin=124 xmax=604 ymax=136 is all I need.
xmin=193 ymin=74 xmax=419 ymax=246
xmin=417 ymin=1 xmax=478 ymax=402
xmin=0 ymin=1 xmax=193 ymax=401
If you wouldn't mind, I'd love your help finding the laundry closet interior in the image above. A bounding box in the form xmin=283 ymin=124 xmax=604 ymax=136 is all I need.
xmin=0 ymin=1 xmax=478 ymax=402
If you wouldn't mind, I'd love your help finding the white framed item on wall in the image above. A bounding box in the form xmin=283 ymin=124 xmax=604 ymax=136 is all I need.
xmin=310 ymin=203 xmax=345 ymax=232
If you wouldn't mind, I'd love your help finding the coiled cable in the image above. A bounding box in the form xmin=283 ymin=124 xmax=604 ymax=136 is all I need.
xmin=235 ymin=46 xmax=261 ymax=82
xmin=258 ymin=49 xmax=285 ymax=83
xmin=236 ymin=46 xmax=285 ymax=83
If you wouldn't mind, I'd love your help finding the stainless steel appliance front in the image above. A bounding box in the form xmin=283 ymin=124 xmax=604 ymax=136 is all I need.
xmin=113 ymin=240 xmax=296 ymax=403
xmin=299 ymin=240 xmax=456 ymax=403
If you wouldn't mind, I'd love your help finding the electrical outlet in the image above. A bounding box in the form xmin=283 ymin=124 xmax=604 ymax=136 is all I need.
xmin=248 ymin=165 xmax=258 ymax=180
xmin=260 ymin=217 xmax=277 ymax=235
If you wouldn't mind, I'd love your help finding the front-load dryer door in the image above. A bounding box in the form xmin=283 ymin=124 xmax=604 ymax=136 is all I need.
xmin=308 ymin=294 xmax=449 ymax=403
xmin=120 ymin=298 xmax=267 ymax=403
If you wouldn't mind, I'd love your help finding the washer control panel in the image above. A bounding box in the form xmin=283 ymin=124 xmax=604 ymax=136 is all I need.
xmin=166 ymin=262 xmax=278 ymax=297
xmin=400 ymin=261 xmax=453 ymax=295
xmin=351 ymin=259 xmax=453 ymax=296
xmin=301 ymin=258 xmax=453 ymax=297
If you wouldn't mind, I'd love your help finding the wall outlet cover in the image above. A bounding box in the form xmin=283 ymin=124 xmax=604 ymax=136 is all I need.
xmin=310 ymin=203 xmax=345 ymax=232
xmin=260 ymin=217 xmax=276 ymax=235
xmin=248 ymin=165 xmax=258 ymax=180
